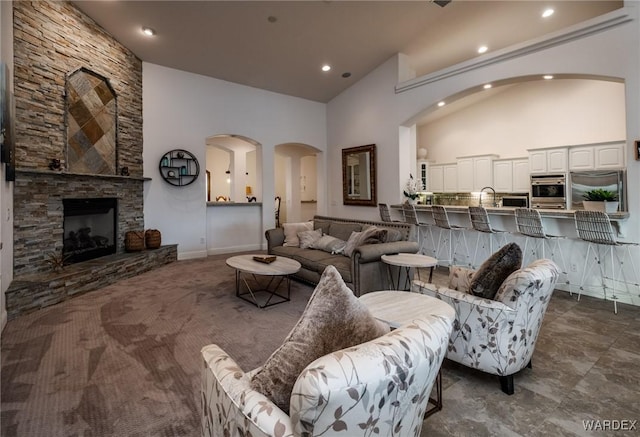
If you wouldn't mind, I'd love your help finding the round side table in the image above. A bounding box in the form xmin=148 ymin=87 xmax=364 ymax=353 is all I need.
xmin=381 ymin=253 xmax=438 ymax=290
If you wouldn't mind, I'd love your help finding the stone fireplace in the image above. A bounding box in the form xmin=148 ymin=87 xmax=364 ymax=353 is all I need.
xmin=6 ymin=1 xmax=176 ymax=319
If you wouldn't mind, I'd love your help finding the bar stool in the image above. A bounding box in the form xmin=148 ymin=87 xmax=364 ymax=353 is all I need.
xmin=574 ymin=210 xmax=639 ymax=314
xmin=468 ymin=206 xmax=509 ymax=268
xmin=514 ymin=208 xmax=571 ymax=294
xmin=402 ymin=203 xmax=435 ymax=257
xmin=431 ymin=205 xmax=470 ymax=267
xmin=378 ymin=203 xmax=402 ymax=223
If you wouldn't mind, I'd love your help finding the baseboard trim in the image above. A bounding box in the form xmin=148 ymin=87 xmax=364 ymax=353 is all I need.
xmin=207 ymin=244 xmax=263 ymax=256
xmin=177 ymin=250 xmax=208 ymax=261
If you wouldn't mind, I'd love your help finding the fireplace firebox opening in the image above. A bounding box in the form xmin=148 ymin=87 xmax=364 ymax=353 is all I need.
xmin=63 ymin=198 xmax=117 ymax=264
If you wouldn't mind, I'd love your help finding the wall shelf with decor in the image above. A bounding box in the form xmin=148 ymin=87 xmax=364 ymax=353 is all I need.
xmin=159 ymin=149 xmax=200 ymax=186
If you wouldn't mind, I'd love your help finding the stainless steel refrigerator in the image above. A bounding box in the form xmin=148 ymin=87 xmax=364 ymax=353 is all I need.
xmin=569 ymin=170 xmax=626 ymax=211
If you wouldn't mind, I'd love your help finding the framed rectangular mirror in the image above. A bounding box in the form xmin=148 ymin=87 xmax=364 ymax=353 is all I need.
xmin=342 ymin=144 xmax=376 ymax=206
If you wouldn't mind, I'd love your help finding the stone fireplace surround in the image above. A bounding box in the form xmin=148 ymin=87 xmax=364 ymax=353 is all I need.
xmin=5 ymin=169 xmax=177 ymax=320
xmin=6 ymin=1 xmax=178 ymax=319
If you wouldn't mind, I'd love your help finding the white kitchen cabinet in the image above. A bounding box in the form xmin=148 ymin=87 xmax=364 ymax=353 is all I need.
xmin=493 ymin=158 xmax=529 ymax=193
xmin=493 ymin=160 xmax=514 ymax=192
xmin=474 ymin=155 xmax=495 ymax=189
xmin=456 ymin=158 xmax=474 ymax=192
xmin=428 ymin=164 xmax=444 ymax=192
xmin=443 ymin=164 xmax=458 ymax=192
xmin=569 ymin=147 xmax=594 ymax=170
xmin=569 ymin=142 xmax=625 ymax=170
xmin=528 ymin=148 xmax=567 ymax=174
xmin=512 ymin=159 xmax=530 ymax=192
xmin=457 ymin=155 xmax=498 ymax=192
xmin=594 ymin=143 xmax=625 ymax=169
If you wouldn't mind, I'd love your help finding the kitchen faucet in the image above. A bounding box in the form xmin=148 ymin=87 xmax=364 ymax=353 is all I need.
xmin=480 ymin=186 xmax=498 ymax=207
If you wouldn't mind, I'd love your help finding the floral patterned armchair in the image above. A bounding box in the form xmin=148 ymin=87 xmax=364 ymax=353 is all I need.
xmin=201 ymin=313 xmax=454 ymax=437
xmin=412 ymin=259 xmax=559 ymax=395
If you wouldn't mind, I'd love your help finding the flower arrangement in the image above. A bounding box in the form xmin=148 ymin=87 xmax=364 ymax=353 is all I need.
xmin=403 ymin=174 xmax=420 ymax=201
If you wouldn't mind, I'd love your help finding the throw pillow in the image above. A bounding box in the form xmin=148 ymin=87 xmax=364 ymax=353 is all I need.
xmin=310 ymin=235 xmax=347 ymax=254
xmin=469 ymin=242 xmax=523 ymax=299
xmin=250 ymin=265 xmax=389 ymax=413
xmin=283 ymin=222 xmax=313 ymax=247
xmin=343 ymin=226 xmax=388 ymax=257
xmin=297 ymin=229 xmax=322 ymax=249
xmin=448 ymin=266 xmax=475 ymax=293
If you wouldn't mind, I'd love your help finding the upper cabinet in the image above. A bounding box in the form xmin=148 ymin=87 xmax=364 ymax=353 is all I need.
xmin=428 ymin=163 xmax=457 ymax=192
xmin=443 ymin=164 xmax=458 ymax=193
xmin=528 ymin=147 xmax=568 ymax=174
xmin=428 ymin=164 xmax=444 ymax=192
xmin=569 ymin=141 xmax=625 ymax=170
xmin=457 ymin=155 xmax=498 ymax=191
xmin=493 ymin=158 xmax=529 ymax=193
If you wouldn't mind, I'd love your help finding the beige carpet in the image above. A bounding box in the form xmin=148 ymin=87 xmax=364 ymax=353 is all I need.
xmin=1 ymin=253 xmax=313 ymax=436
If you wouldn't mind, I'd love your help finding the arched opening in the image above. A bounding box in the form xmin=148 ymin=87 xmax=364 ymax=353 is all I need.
xmin=400 ymin=74 xmax=626 ymax=196
xmin=205 ymin=134 xmax=261 ymax=203
xmin=274 ymin=143 xmax=321 ymax=223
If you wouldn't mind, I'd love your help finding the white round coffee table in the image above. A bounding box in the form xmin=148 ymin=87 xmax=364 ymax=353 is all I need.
xmin=381 ymin=253 xmax=438 ymax=290
xmin=226 ymin=255 xmax=301 ymax=308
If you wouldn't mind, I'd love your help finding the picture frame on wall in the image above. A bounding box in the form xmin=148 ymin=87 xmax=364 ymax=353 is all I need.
xmin=635 ymin=140 xmax=640 ymax=161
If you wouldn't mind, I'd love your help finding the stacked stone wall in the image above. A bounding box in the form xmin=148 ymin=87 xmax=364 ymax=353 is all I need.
xmin=7 ymin=1 xmax=157 ymax=317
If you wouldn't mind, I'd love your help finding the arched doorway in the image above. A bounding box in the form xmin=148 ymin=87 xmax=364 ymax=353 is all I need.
xmin=274 ymin=143 xmax=322 ymax=223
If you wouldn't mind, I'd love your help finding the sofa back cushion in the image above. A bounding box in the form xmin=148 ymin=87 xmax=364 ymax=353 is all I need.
xmin=283 ymin=221 xmax=314 ymax=247
xmin=328 ymin=222 xmax=362 ymax=241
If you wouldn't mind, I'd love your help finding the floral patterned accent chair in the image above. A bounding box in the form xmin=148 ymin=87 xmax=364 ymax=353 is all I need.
xmin=201 ymin=313 xmax=454 ymax=437
xmin=412 ymin=258 xmax=559 ymax=395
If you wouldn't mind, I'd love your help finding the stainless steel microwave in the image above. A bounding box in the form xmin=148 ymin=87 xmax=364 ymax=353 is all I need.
xmin=502 ymin=196 xmax=529 ymax=208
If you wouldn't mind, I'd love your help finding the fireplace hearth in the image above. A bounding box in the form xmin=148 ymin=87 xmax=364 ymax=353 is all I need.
xmin=63 ymin=198 xmax=117 ymax=264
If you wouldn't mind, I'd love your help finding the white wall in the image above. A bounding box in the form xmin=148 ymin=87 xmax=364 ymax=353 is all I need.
xmin=419 ymin=79 xmax=626 ymax=163
xmin=143 ymin=63 xmax=326 ymax=259
xmin=1 ymin=0 xmax=14 ymax=332
xmin=327 ymin=56 xmax=404 ymax=220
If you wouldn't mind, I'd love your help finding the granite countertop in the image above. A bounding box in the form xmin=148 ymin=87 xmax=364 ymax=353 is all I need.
xmin=390 ymin=204 xmax=630 ymax=220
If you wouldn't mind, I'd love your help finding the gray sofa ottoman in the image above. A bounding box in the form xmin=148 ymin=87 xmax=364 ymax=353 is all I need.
xmin=265 ymin=215 xmax=419 ymax=296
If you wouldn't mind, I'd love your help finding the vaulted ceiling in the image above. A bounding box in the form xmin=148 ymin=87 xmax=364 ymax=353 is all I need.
xmin=72 ymin=1 xmax=622 ymax=103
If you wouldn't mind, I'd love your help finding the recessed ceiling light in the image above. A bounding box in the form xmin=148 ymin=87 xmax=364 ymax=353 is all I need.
xmin=477 ymin=46 xmax=488 ymax=54
xmin=483 ymin=84 xmax=492 ymax=89
xmin=437 ymin=101 xmax=445 ymax=107
xmin=321 ymin=65 xmax=331 ymax=72
xmin=543 ymin=75 xmax=554 ymax=80
xmin=142 ymin=27 xmax=156 ymax=37
xmin=267 ymin=16 xmax=278 ymax=23
xmin=342 ymin=72 xmax=351 ymax=78
xmin=542 ymin=8 xmax=555 ymax=18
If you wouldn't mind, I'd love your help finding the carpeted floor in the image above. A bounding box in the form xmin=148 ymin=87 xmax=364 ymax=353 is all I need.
xmin=2 ymin=255 xmax=639 ymax=436
xmin=1 ymin=253 xmax=312 ymax=436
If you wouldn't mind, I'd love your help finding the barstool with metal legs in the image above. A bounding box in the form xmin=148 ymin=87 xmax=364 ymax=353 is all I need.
xmin=402 ymin=203 xmax=435 ymax=257
xmin=574 ymin=210 xmax=639 ymax=314
xmin=379 ymin=203 xmax=402 ymax=223
xmin=468 ymin=206 xmax=509 ymax=268
xmin=431 ymin=205 xmax=470 ymax=267
xmin=514 ymin=208 xmax=571 ymax=293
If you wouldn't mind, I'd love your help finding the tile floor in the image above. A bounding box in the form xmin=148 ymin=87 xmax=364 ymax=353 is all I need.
xmin=419 ymin=267 xmax=640 ymax=436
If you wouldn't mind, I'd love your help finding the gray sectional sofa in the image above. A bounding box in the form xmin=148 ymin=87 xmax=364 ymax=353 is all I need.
xmin=265 ymin=215 xmax=419 ymax=296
